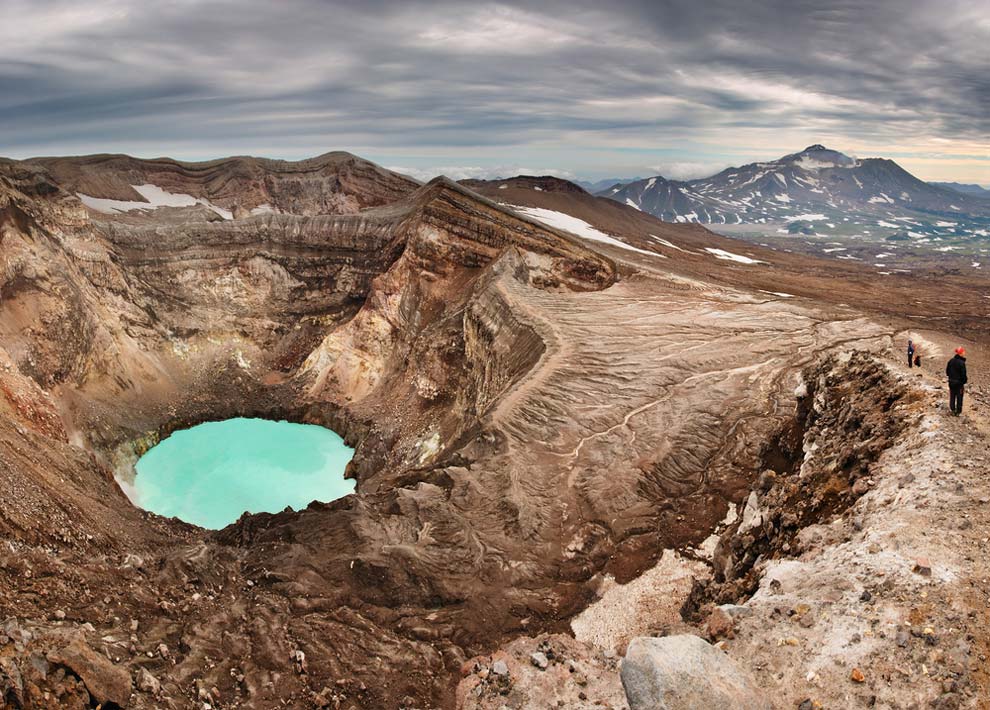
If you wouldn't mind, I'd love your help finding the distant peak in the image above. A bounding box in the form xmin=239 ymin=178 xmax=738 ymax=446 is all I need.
xmin=781 ymin=145 xmax=856 ymax=169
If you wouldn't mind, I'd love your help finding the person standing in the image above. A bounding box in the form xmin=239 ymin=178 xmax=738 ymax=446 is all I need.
xmin=946 ymin=347 xmax=968 ymax=416
xmin=907 ymin=339 xmax=915 ymax=368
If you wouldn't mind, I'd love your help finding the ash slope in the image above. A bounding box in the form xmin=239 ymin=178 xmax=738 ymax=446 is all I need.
xmin=0 ymin=152 xmax=985 ymax=709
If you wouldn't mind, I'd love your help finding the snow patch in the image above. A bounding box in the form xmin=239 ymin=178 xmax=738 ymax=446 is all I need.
xmin=784 ymin=213 xmax=827 ymax=222
xmin=78 ymin=184 xmax=232 ymax=219
xmin=650 ymin=235 xmax=692 ymax=253
xmin=868 ymin=194 xmax=894 ymax=204
xmin=509 ymin=205 xmax=665 ymax=258
xmin=704 ymin=247 xmax=765 ymax=265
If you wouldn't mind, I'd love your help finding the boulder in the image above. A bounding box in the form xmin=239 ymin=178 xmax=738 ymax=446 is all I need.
xmin=705 ymin=607 xmax=735 ymax=641
xmin=491 ymin=659 xmax=509 ymax=676
xmin=48 ymin=635 xmax=132 ymax=708
xmin=529 ymin=651 xmax=549 ymax=670
xmin=0 ymin=657 xmax=24 ymax=706
xmin=620 ymin=635 xmax=770 ymax=710
xmin=136 ymin=667 xmax=161 ymax=695
xmin=737 ymin=491 xmax=765 ymax=535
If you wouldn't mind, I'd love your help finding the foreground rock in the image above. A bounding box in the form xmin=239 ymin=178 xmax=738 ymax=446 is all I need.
xmin=48 ymin=634 xmax=132 ymax=708
xmin=456 ymin=633 xmax=626 ymax=709
xmin=620 ymin=635 xmax=770 ymax=710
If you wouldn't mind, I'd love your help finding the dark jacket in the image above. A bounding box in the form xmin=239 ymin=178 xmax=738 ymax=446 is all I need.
xmin=946 ymin=355 xmax=967 ymax=385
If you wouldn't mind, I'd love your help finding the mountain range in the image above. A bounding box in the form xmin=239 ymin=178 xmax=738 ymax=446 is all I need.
xmin=596 ymin=145 xmax=990 ymax=248
xmin=932 ymin=181 xmax=990 ymax=199
xmin=575 ymin=177 xmax=644 ymax=193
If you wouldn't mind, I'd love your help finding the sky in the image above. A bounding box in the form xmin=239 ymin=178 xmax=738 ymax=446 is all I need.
xmin=1 ymin=0 xmax=988 ymax=184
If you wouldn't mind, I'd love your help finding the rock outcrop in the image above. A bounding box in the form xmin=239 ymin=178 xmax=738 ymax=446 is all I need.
xmin=48 ymin=635 xmax=133 ymax=708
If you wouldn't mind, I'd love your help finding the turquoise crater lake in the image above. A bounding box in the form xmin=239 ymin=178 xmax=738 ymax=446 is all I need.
xmin=133 ymin=417 xmax=355 ymax=529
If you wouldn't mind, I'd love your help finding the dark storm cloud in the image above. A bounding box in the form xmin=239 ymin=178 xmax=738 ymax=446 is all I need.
xmin=0 ymin=0 xmax=986 ymax=179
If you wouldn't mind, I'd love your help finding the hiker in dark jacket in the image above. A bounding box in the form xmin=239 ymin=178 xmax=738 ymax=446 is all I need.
xmin=946 ymin=347 xmax=968 ymax=415
xmin=907 ymin=339 xmax=915 ymax=368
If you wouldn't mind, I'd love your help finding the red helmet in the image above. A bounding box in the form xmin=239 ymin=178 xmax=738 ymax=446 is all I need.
xmin=955 ymin=347 xmax=966 ymax=356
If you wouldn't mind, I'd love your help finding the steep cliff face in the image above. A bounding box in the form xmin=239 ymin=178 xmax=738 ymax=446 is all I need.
xmin=302 ymin=178 xmax=613 ymax=401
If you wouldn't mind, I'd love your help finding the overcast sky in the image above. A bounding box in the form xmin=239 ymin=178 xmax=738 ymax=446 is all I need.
xmin=2 ymin=0 xmax=987 ymax=183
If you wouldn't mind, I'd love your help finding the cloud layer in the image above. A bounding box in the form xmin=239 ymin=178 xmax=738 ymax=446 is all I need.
xmin=1 ymin=0 xmax=987 ymax=182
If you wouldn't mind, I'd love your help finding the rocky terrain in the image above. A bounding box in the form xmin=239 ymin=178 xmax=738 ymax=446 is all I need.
xmin=0 ymin=151 xmax=987 ymax=709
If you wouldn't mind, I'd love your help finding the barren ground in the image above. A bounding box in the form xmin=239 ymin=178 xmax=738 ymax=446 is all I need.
xmin=1 ymin=158 xmax=988 ymax=709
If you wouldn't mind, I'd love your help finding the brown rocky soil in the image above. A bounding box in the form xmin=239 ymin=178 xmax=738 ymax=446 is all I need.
xmin=1 ymin=156 xmax=987 ymax=709
xmin=463 ymin=347 xmax=990 ymax=709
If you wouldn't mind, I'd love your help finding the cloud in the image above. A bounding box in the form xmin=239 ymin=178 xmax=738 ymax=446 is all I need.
xmin=411 ymin=5 xmax=580 ymax=54
xmin=0 ymin=0 xmax=986 ymax=182
xmin=646 ymin=161 xmax=732 ymax=181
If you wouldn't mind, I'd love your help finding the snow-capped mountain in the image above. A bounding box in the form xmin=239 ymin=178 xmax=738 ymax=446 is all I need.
xmin=600 ymin=146 xmax=990 ymax=229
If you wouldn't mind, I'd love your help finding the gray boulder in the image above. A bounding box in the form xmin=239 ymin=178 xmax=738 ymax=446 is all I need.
xmin=620 ymin=635 xmax=770 ymax=710
xmin=136 ymin=667 xmax=161 ymax=695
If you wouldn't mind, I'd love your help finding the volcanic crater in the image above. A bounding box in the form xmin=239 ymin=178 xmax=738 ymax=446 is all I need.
xmin=1 ymin=152 xmax=985 ymax=709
